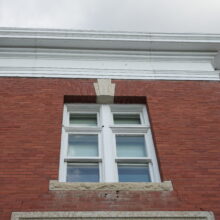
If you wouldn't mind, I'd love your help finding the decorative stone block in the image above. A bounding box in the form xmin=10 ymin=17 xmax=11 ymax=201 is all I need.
xmin=94 ymin=78 xmax=115 ymax=104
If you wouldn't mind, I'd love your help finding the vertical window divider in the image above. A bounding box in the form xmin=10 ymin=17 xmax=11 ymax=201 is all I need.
xmin=98 ymin=132 xmax=103 ymax=182
xmin=100 ymin=105 xmax=116 ymax=182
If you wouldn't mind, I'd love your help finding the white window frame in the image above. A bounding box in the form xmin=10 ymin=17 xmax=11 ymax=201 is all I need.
xmin=59 ymin=104 xmax=161 ymax=183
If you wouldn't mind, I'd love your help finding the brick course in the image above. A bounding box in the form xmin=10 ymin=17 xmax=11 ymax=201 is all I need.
xmin=0 ymin=78 xmax=220 ymax=219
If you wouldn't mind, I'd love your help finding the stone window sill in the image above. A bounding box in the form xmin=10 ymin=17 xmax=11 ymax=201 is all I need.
xmin=49 ymin=180 xmax=173 ymax=191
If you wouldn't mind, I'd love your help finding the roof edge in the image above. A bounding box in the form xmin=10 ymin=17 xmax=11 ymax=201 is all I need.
xmin=1 ymin=27 xmax=220 ymax=43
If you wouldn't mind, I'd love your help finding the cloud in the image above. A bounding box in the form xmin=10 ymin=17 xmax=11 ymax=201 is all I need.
xmin=0 ymin=0 xmax=220 ymax=33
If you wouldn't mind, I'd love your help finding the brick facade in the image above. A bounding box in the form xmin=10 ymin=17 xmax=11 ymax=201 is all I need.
xmin=0 ymin=78 xmax=220 ymax=219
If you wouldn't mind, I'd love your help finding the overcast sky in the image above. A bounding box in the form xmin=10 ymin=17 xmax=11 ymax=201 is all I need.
xmin=0 ymin=0 xmax=220 ymax=33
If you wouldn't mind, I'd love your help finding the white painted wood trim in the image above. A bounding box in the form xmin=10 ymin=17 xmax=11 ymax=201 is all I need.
xmin=64 ymin=158 xmax=102 ymax=162
xmin=0 ymin=67 xmax=219 ymax=81
xmin=110 ymin=126 xmax=149 ymax=133
xmin=64 ymin=126 xmax=102 ymax=133
xmin=1 ymin=27 xmax=220 ymax=46
xmin=100 ymin=105 xmax=117 ymax=182
xmin=115 ymin=158 xmax=152 ymax=163
xmin=0 ymin=28 xmax=220 ymax=81
xmin=58 ymin=105 xmax=68 ymax=182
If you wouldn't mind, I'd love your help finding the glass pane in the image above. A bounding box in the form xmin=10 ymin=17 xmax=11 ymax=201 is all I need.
xmin=114 ymin=114 xmax=141 ymax=125
xmin=116 ymin=135 xmax=147 ymax=157
xmin=70 ymin=113 xmax=97 ymax=126
xmin=118 ymin=164 xmax=151 ymax=182
xmin=68 ymin=134 xmax=98 ymax=157
xmin=67 ymin=163 xmax=99 ymax=182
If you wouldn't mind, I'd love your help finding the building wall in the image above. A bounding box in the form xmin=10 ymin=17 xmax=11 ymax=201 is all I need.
xmin=0 ymin=78 xmax=220 ymax=220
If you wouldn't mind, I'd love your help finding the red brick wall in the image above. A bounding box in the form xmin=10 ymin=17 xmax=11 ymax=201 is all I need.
xmin=0 ymin=78 xmax=220 ymax=220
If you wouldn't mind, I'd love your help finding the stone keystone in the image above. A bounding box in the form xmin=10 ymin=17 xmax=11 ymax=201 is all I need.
xmin=94 ymin=78 xmax=115 ymax=104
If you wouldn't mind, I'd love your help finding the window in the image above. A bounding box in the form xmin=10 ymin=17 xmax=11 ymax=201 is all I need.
xmin=59 ymin=104 xmax=161 ymax=183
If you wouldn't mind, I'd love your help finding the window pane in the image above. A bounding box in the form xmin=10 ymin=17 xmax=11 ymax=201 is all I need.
xmin=118 ymin=164 xmax=151 ymax=182
xmin=116 ymin=135 xmax=147 ymax=157
xmin=69 ymin=113 xmax=97 ymax=126
xmin=67 ymin=163 xmax=99 ymax=182
xmin=114 ymin=114 xmax=141 ymax=125
xmin=68 ymin=134 xmax=98 ymax=157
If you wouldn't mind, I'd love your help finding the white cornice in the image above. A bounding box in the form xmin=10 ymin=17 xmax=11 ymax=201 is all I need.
xmin=1 ymin=27 xmax=220 ymax=52
xmin=1 ymin=27 xmax=220 ymax=42
xmin=0 ymin=48 xmax=217 ymax=62
xmin=0 ymin=27 xmax=220 ymax=80
xmin=0 ymin=67 xmax=219 ymax=81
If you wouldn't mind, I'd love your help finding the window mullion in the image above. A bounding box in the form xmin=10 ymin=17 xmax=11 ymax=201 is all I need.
xmin=101 ymin=105 xmax=116 ymax=182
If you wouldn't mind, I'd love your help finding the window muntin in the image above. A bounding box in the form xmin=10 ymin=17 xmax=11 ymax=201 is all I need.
xmin=59 ymin=104 xmax=160 ymax=183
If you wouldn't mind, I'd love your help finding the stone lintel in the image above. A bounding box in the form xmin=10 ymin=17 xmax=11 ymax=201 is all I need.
xmin=11 ymin=211 xmax=215 ymax=220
